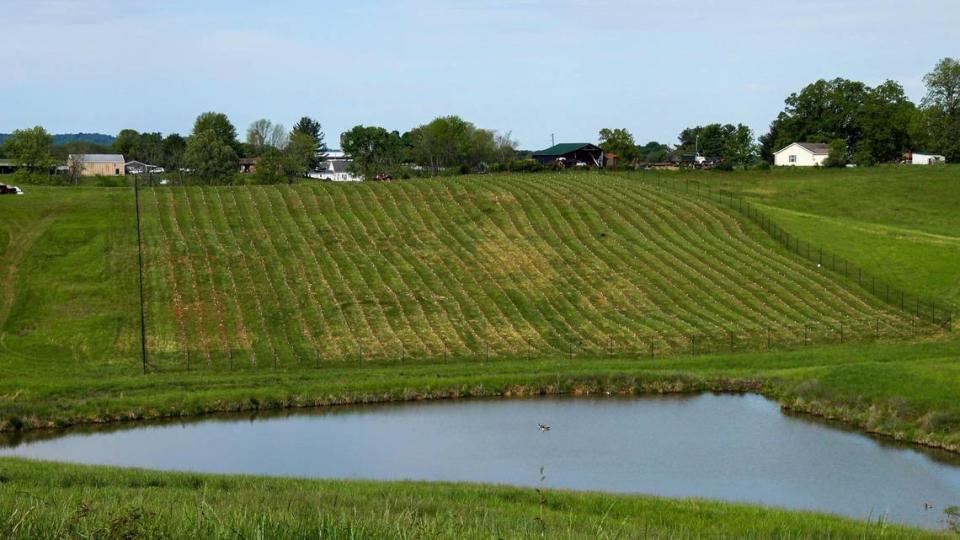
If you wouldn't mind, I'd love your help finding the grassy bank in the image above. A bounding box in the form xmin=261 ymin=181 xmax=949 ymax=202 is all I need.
xmin=0 ymin=458 xmax=947 ymax=539
xmin=654 ymin=165 xmax=960 ymax=306
xmin=3 ymin=338 xmax=960 ymax=453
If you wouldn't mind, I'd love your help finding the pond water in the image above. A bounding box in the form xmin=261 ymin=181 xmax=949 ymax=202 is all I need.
xmin=3 ymin=393 xmax=960 ymax=530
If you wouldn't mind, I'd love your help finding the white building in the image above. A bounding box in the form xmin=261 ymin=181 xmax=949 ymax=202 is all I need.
xmin=910 ymin=152 xmax=946 ymax=165
xmin=308 ymin=150 xmax=362 ymax=181
xmin=773 ymin=142 xmax=830 ymax=167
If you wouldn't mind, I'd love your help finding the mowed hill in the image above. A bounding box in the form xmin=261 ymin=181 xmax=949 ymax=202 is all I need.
xmin=128 ymin=173 xmax=918 ymax=369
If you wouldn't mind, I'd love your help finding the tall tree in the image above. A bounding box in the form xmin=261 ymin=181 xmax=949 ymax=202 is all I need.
xmin=920 ymin=57 xmax=960 ymax=161
xmin=246 ymin=119 xmax=287 ymax=155
xmin=493 ymin=131 xmax=518 ymax=163
xmin=138 ymin=132 xmax=165 ymax=165
xmin=637 ymin=141 xmax=669 ymax=162
xmin=760 ymin=78 xmax=915 ymax=163
xmin=405 ymin=116 xmax=498 ymax=173
xmin=3 ymin=126 xmax=54 ymax=174
xmin=598 ymin=128 xmax=639 ymax=162
xmin=677 ymin=124 xmax=736 ymax=157
xmin=340 ymin=125 xmax=404 ymax=178
xmin=192 ymin=112 xmax=240 ymax=153
xmin=255 ymin=131 xmax=317 ymax=184
xmin=183 ymin=130 xmax=238 ymax=184
xmin=113 ymin=129 xmax=142 ymax=159
xmin=722 ymin=124 xmax=758 ymax=168
xmin=161 ymin=134 xmax=187 ymax=171
xmin=292 ymin=116 xmax=326 ymax=171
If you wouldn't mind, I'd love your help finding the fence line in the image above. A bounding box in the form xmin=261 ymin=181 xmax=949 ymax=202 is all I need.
xmin=621 ymin=171 xmax=954 ymax=330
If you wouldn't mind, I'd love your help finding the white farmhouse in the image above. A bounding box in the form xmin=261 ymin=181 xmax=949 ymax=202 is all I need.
xmin=773 ymin=142 xmax=830 ymax=167
xmin=308 ymin=150 xmax=362 ymax=182
xmin=910 ymin=152 xmax=946 ymax=165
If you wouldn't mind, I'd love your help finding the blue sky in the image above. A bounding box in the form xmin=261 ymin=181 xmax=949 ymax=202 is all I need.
xmin=2 ymin=0 xmax=957 ymax=150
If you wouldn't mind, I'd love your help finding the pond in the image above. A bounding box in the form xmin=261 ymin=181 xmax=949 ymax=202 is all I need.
xmin=2 ymin=393 xmax=960 ymax=530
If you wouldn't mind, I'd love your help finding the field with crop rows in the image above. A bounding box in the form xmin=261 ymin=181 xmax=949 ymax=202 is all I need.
xmin=138 ymin=173 xmax=925 ymax=369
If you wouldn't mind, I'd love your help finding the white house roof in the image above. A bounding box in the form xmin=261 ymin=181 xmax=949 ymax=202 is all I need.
xmin=775 ymin=142 xmax=829 ymax=155
xmin=69 ymin=154 xmax=125 ymax=163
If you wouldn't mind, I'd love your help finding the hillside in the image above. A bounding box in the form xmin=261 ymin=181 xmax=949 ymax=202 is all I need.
xmin=0 ymin=132 xmax=115 ymax=147
xmin=665 ymin=166 xmax=960 ymax=306
xmin=0 ymin=174 xmax=930 ymax=374
xmin=135 ymin=173 xmax=923 ymax=369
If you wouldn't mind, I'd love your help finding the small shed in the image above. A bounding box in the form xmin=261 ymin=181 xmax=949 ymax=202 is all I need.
xmin=532 ymin=143 xmax=604 ymax=167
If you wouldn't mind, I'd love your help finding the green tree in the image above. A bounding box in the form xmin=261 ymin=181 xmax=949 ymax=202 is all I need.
xmin=246 ymin=119 xmax=288 ymax=156
xmin=340 ymin=125 xmax=404 ymax=178
xmin=3 ymin=126 xmax=54 ymax=174
xmin=677 ymin=124 xmax=736 ymax=157
xmin=161 ymin=134 xmax=187 ymax=171
xmin=405 ymin=116 xmax=492 ymax=173
xmin=722 ymin=124 xmax=757 ymax=168
xmin=292 ymin=116 xmax=326 ymax=171
xmin=920 ymin=57 xmax=960 ymax=161
xmin=183 ymin=130 xmax=238 ymax=184
xmin=637 ymin=141 xmax=669 ymax=162
xmin=256 ymin=131 xmax=317 ymax=184
xmin=761 ymin=78 xmax=915 ymax=163
xmin=823 ymin=139 xmax=847 ymax=168
xmin=192 ymin=112 xmax=241 ymax=154
xmin=598 ymin=128 xmax=639 ymax=163
xmin=113 ymin=129 xmax=142 ymax=159
xmin=138 ymin=132 xmax=165 ymax=165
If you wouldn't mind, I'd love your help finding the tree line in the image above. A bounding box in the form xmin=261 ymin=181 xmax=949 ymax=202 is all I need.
xmin=599 ymin=57 xmax=959 ymax=169
xmin=3 ymin=57 xmax=958 ymax=181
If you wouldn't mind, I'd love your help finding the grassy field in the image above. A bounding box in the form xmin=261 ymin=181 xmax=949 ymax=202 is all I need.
xmin=1 ymin=457 xmax=947 ymax=539
xmin=655 ymin=165 xmax=960 ymax=307
xmin=1 ymin=169 xmax=959 ymax=537
xmin=140 ymin=173 xmax=923 ymax=369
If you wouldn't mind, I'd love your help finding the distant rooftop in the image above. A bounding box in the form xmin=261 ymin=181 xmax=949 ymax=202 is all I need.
xmin=533 ymin=143 xmax=599 ymax=156
xmin=69 ymin=153 xmax=125 ymax=163
xmin=794 ymin=142 xmax=830 ymax=154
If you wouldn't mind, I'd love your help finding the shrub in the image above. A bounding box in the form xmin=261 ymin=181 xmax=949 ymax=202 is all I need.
xmin=823 ymin=139 xmax=848 ymax=168
xmin=853 ymin=148 xmax=876 ymax=167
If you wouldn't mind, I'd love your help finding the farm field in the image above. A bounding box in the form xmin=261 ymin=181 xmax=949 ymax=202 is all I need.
xmin=657 ymin=165 xmax=960 ymax=307
xmin=137 ymin=173 xmax=925 ymax=370
xmin=1 ymin=171 xmax=960 ymax=537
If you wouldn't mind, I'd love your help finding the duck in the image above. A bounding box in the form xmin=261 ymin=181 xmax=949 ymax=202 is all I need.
xmin=924 ymin=503 xmax=934 ymax=511
xmin=538 ymin=423 xmax=550 ymax=432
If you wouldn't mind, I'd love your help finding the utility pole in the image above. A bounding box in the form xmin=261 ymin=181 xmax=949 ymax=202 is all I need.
xmin=134 ymin=174 xmax=148 ymax=374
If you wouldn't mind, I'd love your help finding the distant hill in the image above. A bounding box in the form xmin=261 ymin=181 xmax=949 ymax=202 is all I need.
xmin=0 ymin=132 xmax=115 ymax=147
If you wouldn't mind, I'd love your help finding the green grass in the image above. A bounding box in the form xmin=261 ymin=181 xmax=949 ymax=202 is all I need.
xmin=2 ymin=171 xmax=960 ymax=536
xmin=0 ymin=458 xmax=947 ymax=539
xmin=655 ymin=165 xmax=960 ymax=306
xmin=138 ymin=173 xmax=921 ymax=369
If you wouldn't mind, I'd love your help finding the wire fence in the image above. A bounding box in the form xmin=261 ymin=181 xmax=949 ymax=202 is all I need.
xmin=621 ymin=171 xmax=954 ymax=330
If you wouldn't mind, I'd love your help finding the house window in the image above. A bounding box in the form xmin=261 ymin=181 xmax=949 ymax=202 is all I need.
xmin=788 ymin=155 xmax=797 ymax=163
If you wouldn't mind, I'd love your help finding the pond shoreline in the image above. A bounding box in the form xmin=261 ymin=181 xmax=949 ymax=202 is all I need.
xmin=4 ymin=371 xmax=959 ymax=456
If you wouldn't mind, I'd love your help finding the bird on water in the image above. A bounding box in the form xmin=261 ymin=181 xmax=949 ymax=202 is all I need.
xmin=538 ymin=423 xmax=550 ymax=432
